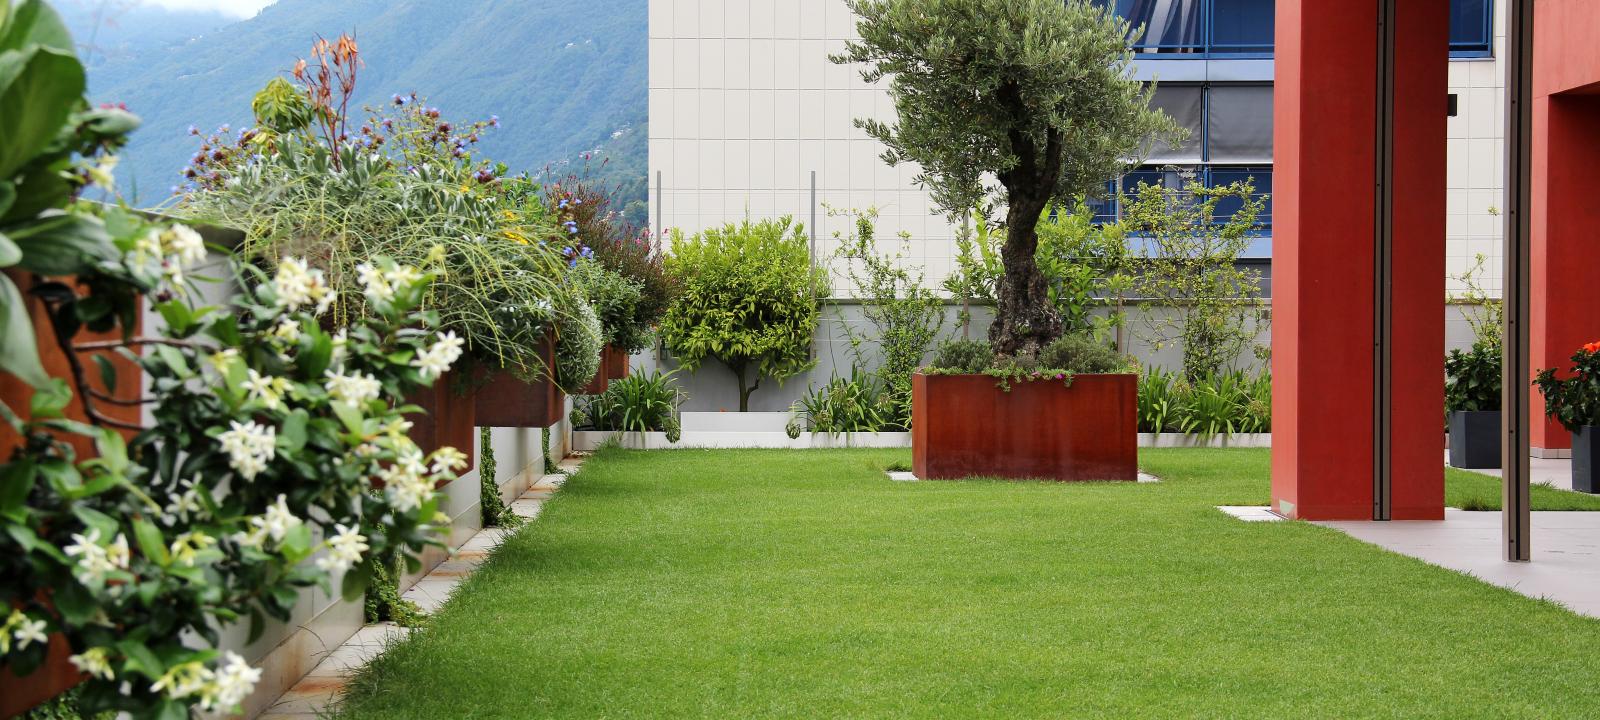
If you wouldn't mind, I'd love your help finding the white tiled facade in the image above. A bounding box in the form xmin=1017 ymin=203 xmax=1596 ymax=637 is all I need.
xmin=649 ymin=0 xmax=1506 ymax=297
xmin=1446 ymin=1 xmax=1506 ymax=297
xmin=648 ymin=0 xmax=958 ymax=294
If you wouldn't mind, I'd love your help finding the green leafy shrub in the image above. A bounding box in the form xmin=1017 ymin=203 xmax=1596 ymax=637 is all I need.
xmin=1038 ymin=334 xmax=1129 ymax=374
xmin=929 ymin=339 xmax=995 ymax=374
xmin=1534 ymin=340 xmax=1600 ymax=432
xmin=1138 ymin=367 xmax=1184 ymax=433
xmin=547 ymin=177 xmax=678 ymax=354
xmin=796 ymin=369 xmax=899 ymax=434
xmin=1137 ymin=367 xmax=1272 ymax=436
xmin=554 ymin=288 xmax=604 ymax=392
xmin=830 ymin=209 xmax=944 ymax=428
xmin=569 ymin=258 xmax=645 ymax=351
xmin=1446 ymin=342 xmax=1501 ymax=414
xmin=660 ymin=217 xmax=827 ymax=411
xmin=579 ymin=369 xmax=683 ymax=435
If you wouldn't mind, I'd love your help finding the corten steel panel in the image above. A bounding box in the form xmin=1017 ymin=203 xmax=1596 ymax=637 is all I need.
xmin=0 ymin=632 xmax=84 ymax=719
xmin=0 ymin=271 xmax=143 ymax=460
xmin=1530 ymin=0 xmax=1600 ymax=451
xmin=1389 ymin=0 xmax=1449 ymax=520
xmin=1271 ymin=0 xmax=1446 ymax=520
xmin=472 ymin=334 xmax=564 ymax=428
xmin=580 ymin=346 xmax=611 ymax=396
xmin=604 ymin=344 xmax=630 ymax=381
xmin=911 ymin=373 xmax=1137 ymax=482
xmin=406 ymin=370 xmax=477 ymax=474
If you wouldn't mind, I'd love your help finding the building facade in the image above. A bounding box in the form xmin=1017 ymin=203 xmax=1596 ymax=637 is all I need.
xmin=647 ymin=0 xmax=1506 ymax=296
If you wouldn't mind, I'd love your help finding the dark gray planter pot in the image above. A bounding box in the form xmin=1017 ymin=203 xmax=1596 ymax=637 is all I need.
xmin=1448 ymin=410 xmax=1501 ymax=469
xmin=1573 ymin=426 xmax=1599 ymax=494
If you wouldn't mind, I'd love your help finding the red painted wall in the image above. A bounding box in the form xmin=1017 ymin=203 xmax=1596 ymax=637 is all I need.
xmin=1272 ymin=0 xmax=1446 ymax=520
xmin=1530 ymin=0 xmax=1600 ymax=452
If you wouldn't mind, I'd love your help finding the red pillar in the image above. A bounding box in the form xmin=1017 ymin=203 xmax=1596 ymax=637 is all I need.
xmin=1272 ymin=0 xmax=1447 ymax=520
xmin=1530 ymin=0 xmax=1600 ymax=455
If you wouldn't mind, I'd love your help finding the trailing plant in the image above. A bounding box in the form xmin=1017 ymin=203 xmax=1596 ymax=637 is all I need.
xmin=477 ymin=426 xmax=520 ymax=528
xmin=553 ymin=286 xmax=604 ymax=393
xmin=364 ymin=548 xmax=426 ymax=628
xmin=1 ymin=247 xmax=466 ymax=718
xmin=1534 ymin=340 xmax=1600 ymax=433
xmin=578 ymin=369 xmax=683 ymax=436
xmin=1446 ymin=342 xmax=1501 ymax=414
xmin=660 ymin=217 xmax=828 ymax=411
xmin=796 ymin=369 xmax=899 ymax=434
xmin=834 ymin=0 xmax=1179 ymax=357
xmin=830 ymin=208 xmax=944 ymax=428
xmin=1124 ymin=178 xmax=1269 ymax=381
xmin=178 ymin=35 xmax=571 ymax=379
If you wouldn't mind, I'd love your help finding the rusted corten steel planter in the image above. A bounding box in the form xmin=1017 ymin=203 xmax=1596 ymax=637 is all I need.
xmin=406 ymin=369 xmax=476 ymax=474
xmin=604 ymin=344 xmax=629 ymax=382
xmin=473 ymin=334 xmax=564 ymax=428
xmin=912 ymin=372 xmax=1138 ymax=482
xmin=0 ymin=629 xmax=83 ymax=719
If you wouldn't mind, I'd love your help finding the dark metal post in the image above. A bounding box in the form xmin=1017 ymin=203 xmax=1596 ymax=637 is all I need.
xmin=1373 ymin=0 xmax=1396 ymax=521
xmin=1502 ymin=0 xmax=1533 ymax=562
xmin=809 ymin=170 xmax=818 ymax=266
xmin=655 ymin=170 xmax=664 ymax=242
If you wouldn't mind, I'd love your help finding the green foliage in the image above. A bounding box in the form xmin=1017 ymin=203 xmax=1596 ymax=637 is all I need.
xmin=578 ymin=369 xmax=683 ymax=435
xmin=568 ymin=258 xmax=645 ymax=354
xmin=1446 ymin=342 xmax=1502 ymax=414
xmin=929 ymin=338 xmax=995 ymax=375
xmin=547 ymin=177 xmax=677 ymax=354
xmin=830 ymin=209 xmax=943 ymax=428
xmin=834 ymin=0 xmax=1179 ymax=354
xmin=554 ymin=288 xmax=604 ymax=393
xmin=2 ymin=252 xmax=466 ymax=717
xmin=365 ymin=546 xmax=427 ymax=628
xmin=660 ymin=217 xmax=827 ymax=412
xmin=1037 ymin=334 xmax=1129 ymax=374
xmin=1124 ymin=178 xmax=1269 ymax=381
xmin=476 ymin=426 xmax=520 ymax=529
xmin=1450 ymin=252 xmax=1504 ymax=355
xmin=796 ymin=368 xmax=899 ymax=435
xmin=1137 ymin=367 xmax=1272 ymax=437
xmin=1534 ymin=341 xmax=1600 ymax=433
xmin=250 ymin=76 xmax=314 ymax=134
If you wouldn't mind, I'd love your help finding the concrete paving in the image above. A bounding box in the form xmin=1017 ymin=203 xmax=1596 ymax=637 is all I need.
xmin=1316 ymin=509 xmax=1600 ymax=619
xmin=257 ymin=465 xmax=576 ymax=719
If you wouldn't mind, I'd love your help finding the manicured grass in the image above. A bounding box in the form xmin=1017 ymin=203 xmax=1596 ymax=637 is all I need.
xmin=1445 ymin=466 xmax=1600 ymax=511
xmin=339 ymin=447 xmax=1600 ymax=719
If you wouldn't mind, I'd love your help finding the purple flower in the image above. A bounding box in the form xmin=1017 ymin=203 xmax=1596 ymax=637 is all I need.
xmin=393 ymin=94 xmax=407 ymax=105
xmin=1055 ymin=373 xmax=1065 ymax=380
xmin=187 ymin=124 xmax=200 ymax=136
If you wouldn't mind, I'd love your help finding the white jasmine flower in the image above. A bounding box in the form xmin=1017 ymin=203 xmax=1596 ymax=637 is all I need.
xmin=150 ymin=660 xmax=211 ymax=700
xmin=232 ymin=524 xmax=269 ymax=550
xmin=243 ymin=369 xmax=290 ymax=411
xmin=429 ymin=447 xmax=468 ymax=476
xmin=324 ymin=369 xmax=382 ymax=407
xmin=397 ymin=447 xmax=428 ymax=478
xmin=167 ymin=224 xmax=207 ymax=266
xmin=218 ymin=420 xmax=277 ymax=480
xmin=86 ymin=155 xmax=119 ymax=190
xmin=315 ymin=524 xmax=369 ymax=573
xmin=168 ymin=531 xmax=216 ymax=567
xmin=163 ymin=478 xmax=205 ymax=524
xmin=253 ymin=494 xmax=302 ymax=544
xmin=106 ymin=533 xmax=130 ymax=572
xmin=64 ymin=529 xmax=116 ymax=585
xmin=329 ymin=328 xmax=350 ymax=369
xmin=69 ymin=647 xmax=116 ymax=681
xmin=12 ymin=616 xmax=48 ymax=650
xmin=386 ymin=264 xmax=423 ymax=289
xmin=381 ymin=464 xmax=433 ymax=513
xmin=200 ymin=652 xmax=261 ymax=712
xmin=356 ymin=263 xmax=395 ymax=302
xmin=411 ymin=331 xmax=464 ymax=380
xmin=271 ymin=317 xmax=303 ymax=344
xmin=272 ymin=257 xmax=315 ymax=310
xmin=204 ymin=349 xmax=239 ymax=379
xmin=132 ymin=228 xmax=163 ymax=265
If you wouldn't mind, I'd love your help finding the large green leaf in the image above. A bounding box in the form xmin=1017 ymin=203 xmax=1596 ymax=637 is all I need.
xmin=7 ymin=211 xmax=115 ymax=275
xmin=0 ymin=271 xmax=48 ymax=388
xmin=0 ymin=0 xmax=73 ymax=55
xmin=0 ymin=231 xmax=17 ymax=267
xmin=0 ymin=46 xmax=84 ymax=180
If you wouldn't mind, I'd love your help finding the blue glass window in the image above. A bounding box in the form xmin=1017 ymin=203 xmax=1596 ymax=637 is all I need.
xmin=1210 ymin=0 xmax=1274 ymax=55
xmin=1450 ymin=0 xmax=1493 ymax=58
xmin=1208 ymin=166 xmax=1272 ymax=228
xmin=1094 ymin=0 xmax=1273 ymax=57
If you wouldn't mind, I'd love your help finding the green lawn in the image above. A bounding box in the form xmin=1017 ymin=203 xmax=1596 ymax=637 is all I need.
xmin=1446 ymin=466 xmax=1600 ymax=510
xmin=338 ymin=448 xmax=1600 ymax=719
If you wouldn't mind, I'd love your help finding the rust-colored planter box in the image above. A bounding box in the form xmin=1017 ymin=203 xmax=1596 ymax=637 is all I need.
xmin=473 ymin=367 xmax=565 ymax=429
xmin=0 ymin=631 xmax=82 ymax=719
xmin=912 ymin=372 xmax=1137 ymax=481
xmin=605 ymin=345 xmax=630 ymax=382
xmin=405 ymin=370 xmax=476 ymax=474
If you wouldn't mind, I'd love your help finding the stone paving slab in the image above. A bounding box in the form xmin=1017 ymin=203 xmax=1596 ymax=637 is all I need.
xmin=257 ymin=458 xmax=581 ymax=719
xmin=1216 ymin=505 xmax=1285 ymax=522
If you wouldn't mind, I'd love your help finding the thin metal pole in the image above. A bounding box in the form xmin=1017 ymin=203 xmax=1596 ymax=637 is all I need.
xmin=1373 ymin=0 xmax=1396 ymax=521
xmin=809 ymin=170 xmax=818 ymax=266
xmin=1502 ymin=0 xmax=1533 ymax=562
xmin=655 ymin=170 xmax=663 ymax=242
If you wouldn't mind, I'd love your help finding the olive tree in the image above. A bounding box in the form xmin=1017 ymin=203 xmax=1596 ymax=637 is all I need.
xmin=833 ymin=0 xmax=1178 ymax=356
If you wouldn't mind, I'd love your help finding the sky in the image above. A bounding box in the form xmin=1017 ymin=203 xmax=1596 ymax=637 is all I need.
xmin=140 ymin=0 xmax=275 ymax=18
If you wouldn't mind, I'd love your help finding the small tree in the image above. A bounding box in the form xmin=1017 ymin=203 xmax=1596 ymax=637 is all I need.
xmin=834 ymin=0 xmax=1177 ymax=357
xmin=660 ymin=217 xmax=827 ymax=411
xmin=1123 ymin=178 xmax=1268 ymax=381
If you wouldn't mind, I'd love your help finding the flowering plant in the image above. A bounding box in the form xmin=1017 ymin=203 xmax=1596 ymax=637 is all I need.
xmin=1534 ymin=341 xmax=1600 ymax=433
xmin=0 ymin=254 xmax=462 ymax=717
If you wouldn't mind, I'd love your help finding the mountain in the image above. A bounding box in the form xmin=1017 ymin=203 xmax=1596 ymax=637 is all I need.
xmin=66 ymin=0 xmax=648 ymax=224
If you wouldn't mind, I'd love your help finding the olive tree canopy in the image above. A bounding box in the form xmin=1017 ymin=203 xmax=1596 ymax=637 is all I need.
xmin=833 ymin=0 xmax=1179 ymax=356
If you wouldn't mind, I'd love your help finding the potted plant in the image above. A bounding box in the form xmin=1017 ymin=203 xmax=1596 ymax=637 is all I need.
xmin=1445 ymin=342 xmax=1501 ymax=469
xmin=834 ymin=0 xmax=1176 ymax=479
xmin=914 ymin=336 xmax=1138 ymax=481
xmin=1534 ymin=340 xmax=1600 ymax=493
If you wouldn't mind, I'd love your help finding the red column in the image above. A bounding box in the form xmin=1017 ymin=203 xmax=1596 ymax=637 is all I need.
xmin=1272 ymin=0 xmax=1446 ymax=520
xmin=1530 ymin=0 xmax=1600 ymax=455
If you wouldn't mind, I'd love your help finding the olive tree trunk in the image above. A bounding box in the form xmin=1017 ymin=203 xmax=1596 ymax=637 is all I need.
xmin=989 ymin=189 xmax=1062 ymax=357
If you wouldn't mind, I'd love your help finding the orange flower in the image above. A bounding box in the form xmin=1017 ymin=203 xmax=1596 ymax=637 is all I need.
xmin=1585 ymin=341 xmax=1600 ymax=354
